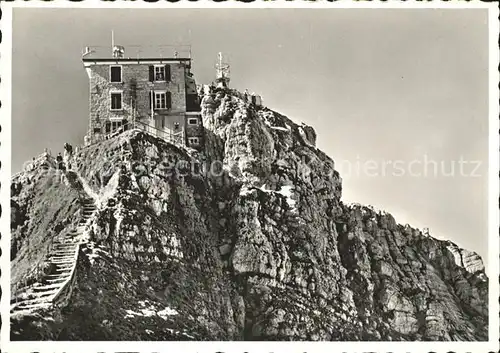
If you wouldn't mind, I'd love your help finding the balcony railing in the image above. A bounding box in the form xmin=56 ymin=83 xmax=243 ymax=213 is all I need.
xmin=86 ymin=119 xmax=186 ymax=149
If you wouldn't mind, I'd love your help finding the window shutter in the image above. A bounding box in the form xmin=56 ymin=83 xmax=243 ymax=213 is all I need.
xmin=166 ymin=92 xmax=172 ymax=109
xmin=149 ymin=66 xmax=154 ymax=82
xmin=149 ymin=91 xmax=153 ymax=109
xmin=165 ymin=65 xmax=171 ymax=81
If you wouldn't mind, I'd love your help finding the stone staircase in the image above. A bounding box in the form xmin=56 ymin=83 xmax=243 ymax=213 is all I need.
xmin=10 ymin=197 xmax=97 ymax=317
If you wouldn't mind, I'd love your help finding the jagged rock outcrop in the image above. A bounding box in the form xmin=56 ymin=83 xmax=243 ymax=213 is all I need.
xmin=10 ymin=87 xmax=488 ymax=341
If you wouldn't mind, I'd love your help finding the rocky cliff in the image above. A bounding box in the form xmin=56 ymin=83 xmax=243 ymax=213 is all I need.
xmin=10 ymin=87 xmax=488 ymax=341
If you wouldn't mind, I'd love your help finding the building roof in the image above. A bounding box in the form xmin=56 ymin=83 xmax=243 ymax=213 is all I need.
xmin=82 ymin=57 xmax=192 ymax=63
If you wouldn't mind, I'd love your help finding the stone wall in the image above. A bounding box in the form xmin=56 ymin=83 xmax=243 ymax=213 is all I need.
xmin=88 ymin=62 xmax=188 ymax=139
xmin=185 ymin=113 xmax=204 ymax=148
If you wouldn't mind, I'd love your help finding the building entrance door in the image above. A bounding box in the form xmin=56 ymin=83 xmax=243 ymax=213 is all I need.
xmin=154 ymin=115 xmax=164 ymax=138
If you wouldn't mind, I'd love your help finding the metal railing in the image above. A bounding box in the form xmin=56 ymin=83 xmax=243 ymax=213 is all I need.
xmin=81 ymin=44 xmax=192 ymax=61
xmin=84 ymin=119 xmax=186 ymax=149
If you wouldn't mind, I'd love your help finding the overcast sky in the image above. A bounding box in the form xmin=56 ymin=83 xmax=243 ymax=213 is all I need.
xmin=12 ymin=8 xmax=489 ymax=266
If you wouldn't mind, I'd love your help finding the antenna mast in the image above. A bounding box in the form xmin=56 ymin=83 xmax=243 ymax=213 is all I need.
xmin=215 ymin=52 xmax=230 ymax=88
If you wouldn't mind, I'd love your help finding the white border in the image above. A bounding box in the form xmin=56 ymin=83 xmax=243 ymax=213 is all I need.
xmin=1 ymin=1 xmax=498 ymax=352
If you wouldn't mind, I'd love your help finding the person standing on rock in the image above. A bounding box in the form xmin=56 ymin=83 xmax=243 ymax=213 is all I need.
xmin=63 ymin=143 xmax=73 ymax=171
xmin=56 ymin=153 xmax=64 ymax=171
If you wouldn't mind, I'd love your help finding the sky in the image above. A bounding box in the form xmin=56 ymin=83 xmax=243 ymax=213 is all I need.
xmin=11 ymin=8 xmax=490 ymax=266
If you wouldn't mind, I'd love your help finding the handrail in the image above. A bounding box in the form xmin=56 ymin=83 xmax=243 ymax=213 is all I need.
xmin=52 ymin=186 xmax=97 ymax=306
xmin=83 ymin=119 xmax=186 ymax=149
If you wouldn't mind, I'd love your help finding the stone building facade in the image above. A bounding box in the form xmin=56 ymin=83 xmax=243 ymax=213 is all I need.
xmin=83 ymin=51 xmax=203 ymax=149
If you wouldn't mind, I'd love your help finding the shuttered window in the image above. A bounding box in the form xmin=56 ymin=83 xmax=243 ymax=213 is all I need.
xmin=165 ymin=65 xmax=171 ymax=81
xmin=166 ymin=92 xmax=172 ymax=109
xmin=149 ymin=66 xmax=154 ymax=82
xmin=149 ymin=65 xmax=171 ymax=81
xmin=155 ymin=92 xmax=166 ymax=109
xmin=155 ymin=66 xmax=165 ymax=81
xmin=151 ymin=91 xmax=171 ymax=109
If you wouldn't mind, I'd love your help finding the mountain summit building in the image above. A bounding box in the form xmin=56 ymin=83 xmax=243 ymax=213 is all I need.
xmin=82 ymin=45 xmax=203 ymax=148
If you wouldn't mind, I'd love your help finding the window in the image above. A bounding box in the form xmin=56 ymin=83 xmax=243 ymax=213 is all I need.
xmin=188 ymin=137 xmax=200 ymax=145
xmin=155 ymin=92 xmax=166 ymax=109
xmin=111 ymin=121 xmax=123 ymax=131
xmin=110 ymin=66 xmax=122 ymax=83
xmin=110 ymin=92 xmax=122 ymax=110
xmin=151 ymin=91 xmax=171 ymax=109
xmin=149 ymin=65 xmax=171 ymax=82
xmin=174 ymin=122 xmax=180 ymax=130
xmin=155 ymin=66 xmax=165 ymax=81
xmin=188 ymin=118 xmax=199 ymax=126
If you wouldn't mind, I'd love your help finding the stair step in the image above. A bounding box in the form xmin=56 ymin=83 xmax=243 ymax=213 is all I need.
xmin=33 ymin=284 xmax=62 ymax=292
xmin=50 ymin=255 xmax=75 ymax=259
xmin=55 ymin=265 xmax=73 ymax=270
xmin=50 ymin=261 xmax=74 ymax=266
xmin=54 ymin=271 xmax=73 ymax=275
xmin=55 ymin=260 xmax=73 ymax=265
xmin=12 ymin=302 xmax=52 ymax=312
xmin=16 ymin=290 xmax=58 ymax=302
xmin=51 ymin=252 xmax=76 ymax=256
xmin=46 ymin=273 xmax=70 ymax=278
xmin=11 ymin=302 xmax=52 ymax=313
xmin=43 ymin=277 xmax=67 ymax=284
xmin=44 ymin=275 xmax=68 ymax=280
xmin=54 ymin=270 xmax=73 ymax=275
xmin=51 ymin=254 xmax=76 ymax=258
xmin=50 ymin=263 xmax=74 ymax=267
xmin=12 ymin=296 xmax=54 ymax=307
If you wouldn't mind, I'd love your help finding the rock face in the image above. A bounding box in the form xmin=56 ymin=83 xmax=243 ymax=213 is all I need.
xmin=10 ymin=158 xmax=81 ymax=291
xmin=10 ymin=87 xmax=488 ymax=341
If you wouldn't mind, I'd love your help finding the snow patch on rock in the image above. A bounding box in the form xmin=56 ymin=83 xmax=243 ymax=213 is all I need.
xmin=124 ymin=300 xmax=179 ymax=320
